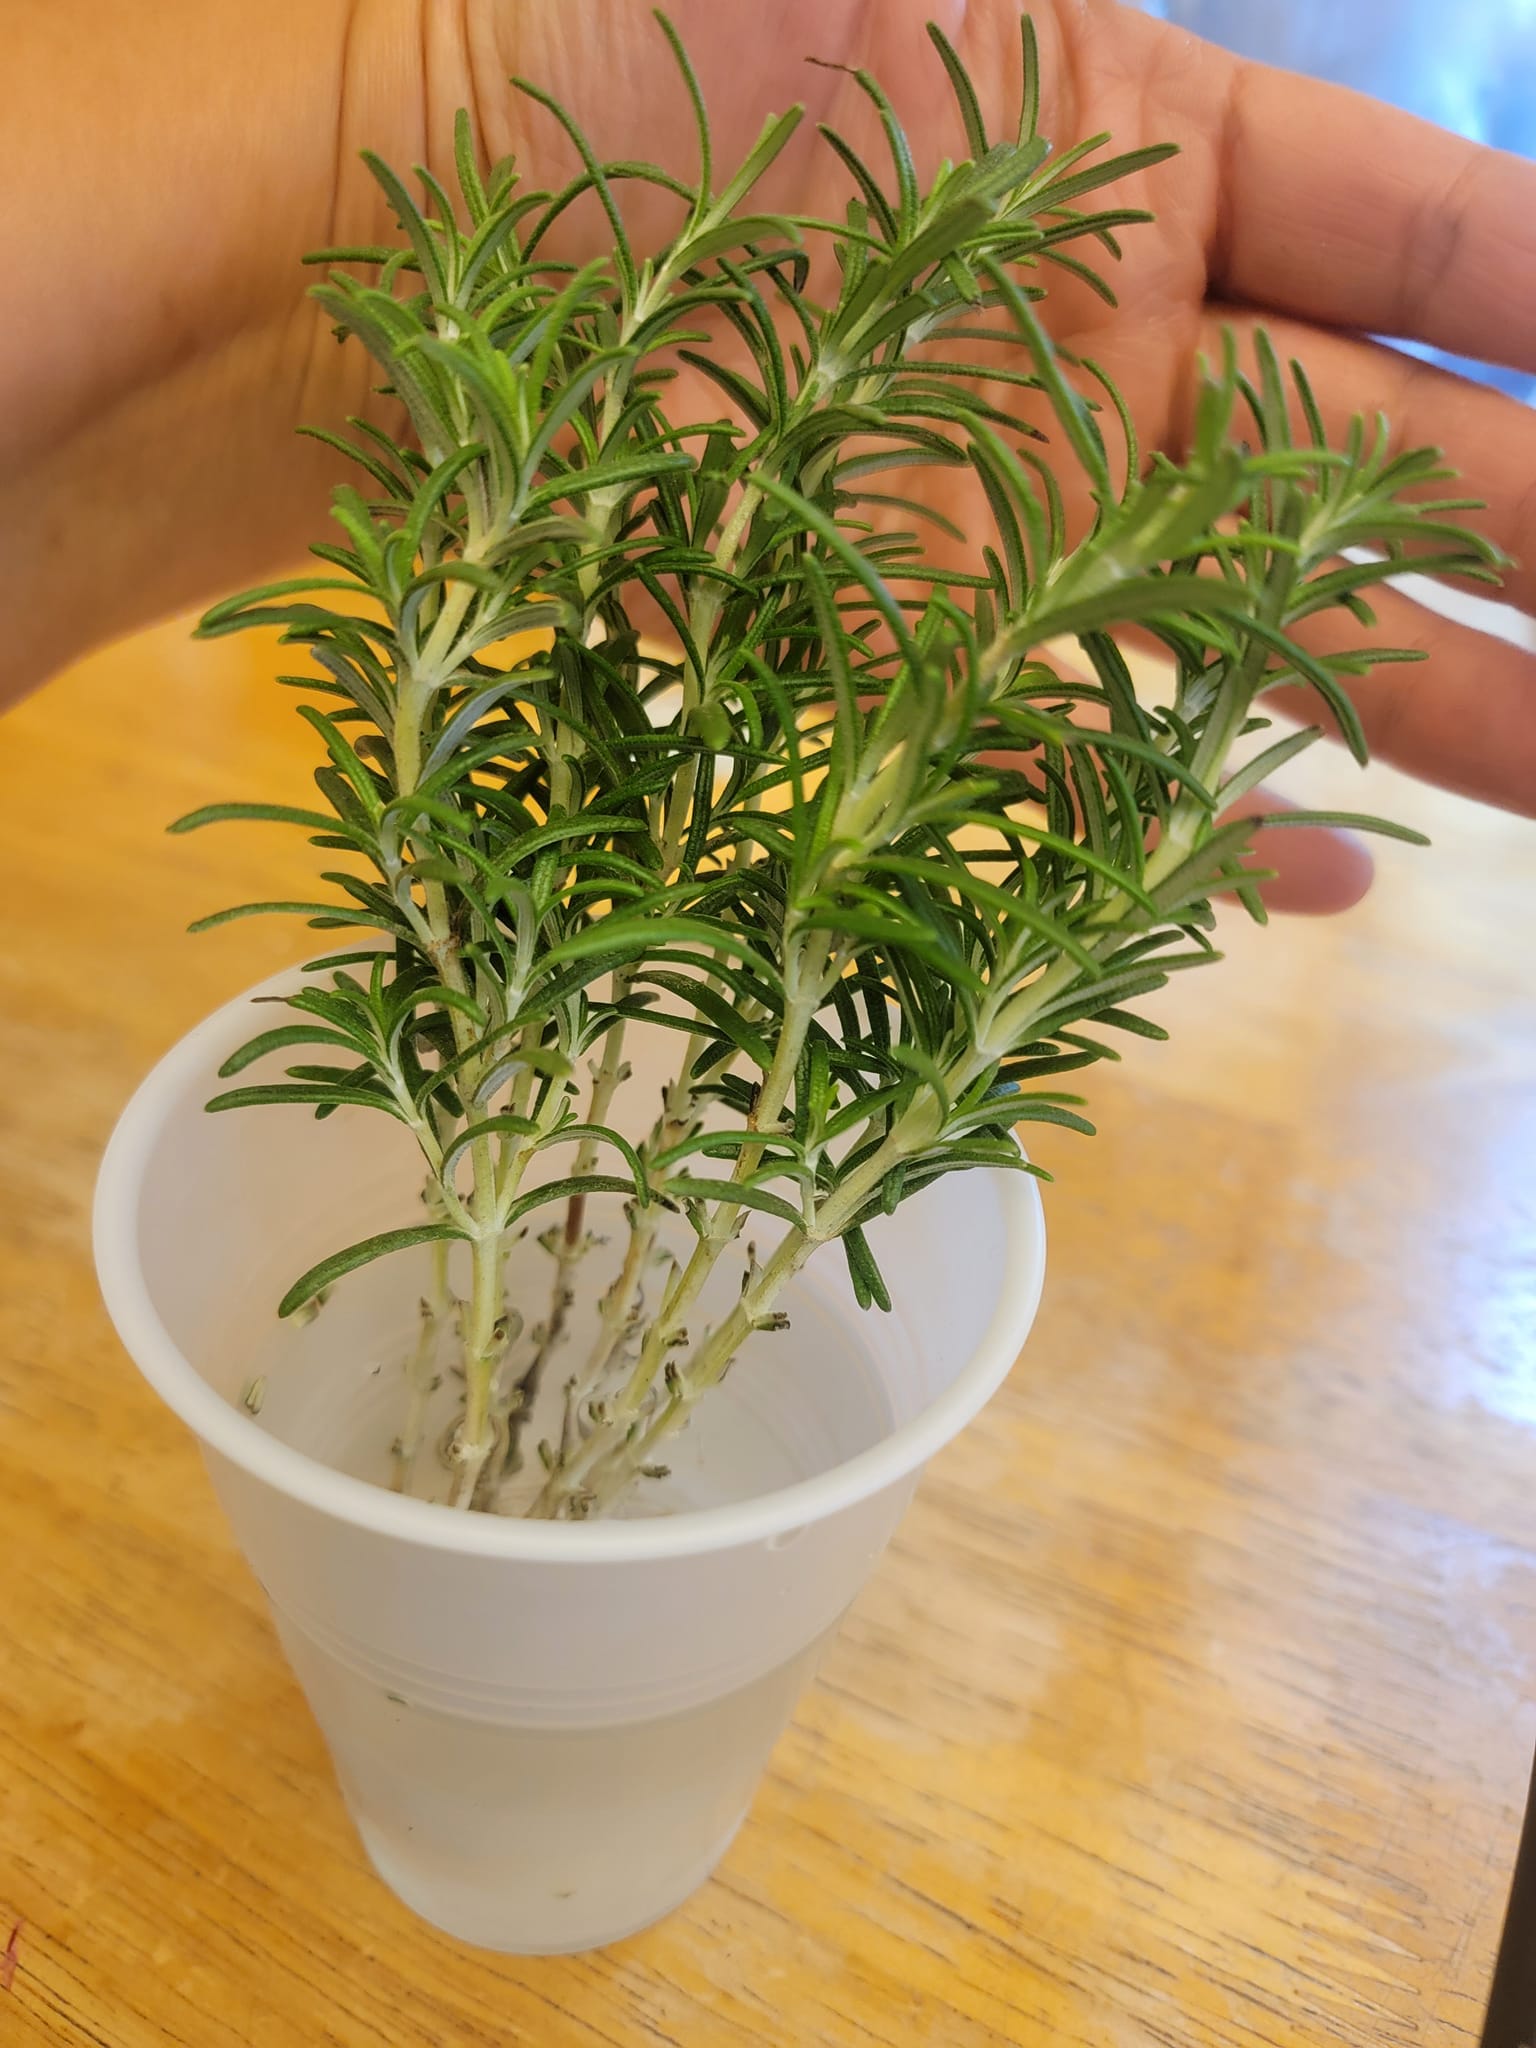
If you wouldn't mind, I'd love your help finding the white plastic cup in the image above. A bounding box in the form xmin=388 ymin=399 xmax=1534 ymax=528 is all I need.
xmin=94 ymin=969 xmax=1046 ymax=1953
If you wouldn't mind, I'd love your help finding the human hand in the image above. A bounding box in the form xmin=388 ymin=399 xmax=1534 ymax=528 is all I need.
xmin=5 ymin=0 xmax=1532 ymax=908
xmin=487 ymin=0 xmax=1536 ymax=907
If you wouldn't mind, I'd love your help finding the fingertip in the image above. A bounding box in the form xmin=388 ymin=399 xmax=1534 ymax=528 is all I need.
xmin=1245 ymin=818 xmax=1376 ymax=916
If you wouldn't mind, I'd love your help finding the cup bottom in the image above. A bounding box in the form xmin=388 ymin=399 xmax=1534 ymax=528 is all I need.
xmin=354 ymin=1806 xmax=752 ymax=1954
xmin=276 ymin=1608 xmax=831 ymax=1955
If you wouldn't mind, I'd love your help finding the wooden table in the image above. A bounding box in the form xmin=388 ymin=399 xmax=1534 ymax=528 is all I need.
xmin=2 ymin=609 xmax=1534 ymax=2046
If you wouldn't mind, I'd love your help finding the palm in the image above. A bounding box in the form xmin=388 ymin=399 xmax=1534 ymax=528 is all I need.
xmin=484 ymin=1 xmax=1209 ymax=537
xmin=6 ymin=0 xmax=1532 ymax=840
xmin=469 ymin=0 xmax=1535 ymax=820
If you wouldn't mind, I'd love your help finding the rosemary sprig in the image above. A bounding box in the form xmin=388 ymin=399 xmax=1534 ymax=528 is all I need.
xmin=179 ymin=15 xmax=1500 ymax=1517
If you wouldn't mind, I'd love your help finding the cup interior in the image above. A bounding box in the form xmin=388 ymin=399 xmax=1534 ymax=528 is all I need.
xmin=97 ymin=970 xmax=1046 ymax=1555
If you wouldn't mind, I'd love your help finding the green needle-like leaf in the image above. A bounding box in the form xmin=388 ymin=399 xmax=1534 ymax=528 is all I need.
xmin=277 ymin=1225 xmax=469 ymax=1319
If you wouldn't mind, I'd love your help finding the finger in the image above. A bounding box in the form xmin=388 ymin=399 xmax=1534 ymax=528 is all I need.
xmin=1200 ymin=310 xmax=1536 ymax=614
xmin=975 ymin=657 xmax=1376 ymax=917
xmin=1224 ymin=789 xmax=1375 ymax=917
xmin=1275 ymin=576 xmax=1536 ymax=816
xmin=1182 ymin=49 xmax=1536 ymax=371
xmin=1170 ymin=313 xmax=1536 ymax=816
xmin=974 ymin=738 xmax=1374 ymax=912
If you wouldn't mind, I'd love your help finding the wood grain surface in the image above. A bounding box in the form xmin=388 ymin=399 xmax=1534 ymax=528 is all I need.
xmin=1 ymin=610 xmax=1534 ymax=2046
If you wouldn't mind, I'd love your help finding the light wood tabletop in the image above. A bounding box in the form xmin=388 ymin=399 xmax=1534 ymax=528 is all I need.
xmin=1 ymin=608 xmax=1534 ymax=2046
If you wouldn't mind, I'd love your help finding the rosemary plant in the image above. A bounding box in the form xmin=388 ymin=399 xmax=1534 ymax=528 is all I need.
xmin=179 ymin=16 xmax=1497 ymax=1518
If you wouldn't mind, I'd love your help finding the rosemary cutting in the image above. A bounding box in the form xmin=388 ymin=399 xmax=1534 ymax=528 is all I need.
xmin=177 ymin=15 xmax=1498 ymax=1517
